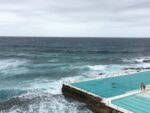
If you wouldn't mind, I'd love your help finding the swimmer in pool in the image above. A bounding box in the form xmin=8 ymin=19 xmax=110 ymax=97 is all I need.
xmin=141 ymin=82 xmax=146 ymax=92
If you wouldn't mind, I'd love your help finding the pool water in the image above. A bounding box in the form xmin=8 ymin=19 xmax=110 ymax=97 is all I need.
xmin=71 ymin=71 xmax=150 ymax=98
xmin=112 ymin=92 xmax=150 ymax=113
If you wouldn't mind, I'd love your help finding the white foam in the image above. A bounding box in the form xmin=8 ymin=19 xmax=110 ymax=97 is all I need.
xmin=123 ymin=56 xmax=150 ymax=63
xmin=2 ymin=94 xmax=92 ymax=113
xmin=72 ymin=62 xmax=150 ymax=83
xmin=2 ymin=56 xmax=150 ymax=113
xmin=133 ymin=58 xmax=145 ymax=63
xmin=0 ymin=59 xmax=29 ymax=77
xmin=48 ymin=59 xmax=59 ymax=63
xmin=22 ymin=60 xmax=150 ymax=95
xmin=86 ymin=65 xmax=106 ymax=71
xmin=17 ymin=75 xmax=88 ymax=95
xmin=2 ymin=55 xmax=150 ymax=113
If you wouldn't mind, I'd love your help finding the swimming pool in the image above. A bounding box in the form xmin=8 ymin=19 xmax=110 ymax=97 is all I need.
xmin=112 ymin=92 xmax=150 ymax=113
xmin=71 ymin=71 xmax=150 ymax=98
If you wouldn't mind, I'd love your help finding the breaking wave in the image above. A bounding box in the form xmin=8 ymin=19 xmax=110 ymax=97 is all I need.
xmin=1 ymin=37 xmax=150 ymax=113
xmin=0 ymin=59 xmax=29 ymax=79
xmin=0 ymin=94 xmax=92 ymax=113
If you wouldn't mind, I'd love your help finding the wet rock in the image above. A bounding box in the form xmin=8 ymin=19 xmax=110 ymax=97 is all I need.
xmin=123 ymin=67 xmax=150 ymax=71
xmin=98 ymin=73 xmax=104 ymax=76
xmin=143 ymin=60 xmax=150 ymax=63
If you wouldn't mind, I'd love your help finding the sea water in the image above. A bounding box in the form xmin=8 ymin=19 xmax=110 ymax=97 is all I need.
xmin=0 ymin=37 xmax=150 ymax=113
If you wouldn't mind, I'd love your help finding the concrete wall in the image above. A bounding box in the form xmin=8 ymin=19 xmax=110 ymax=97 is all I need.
xmin=62 ymin=84 xmax=122 ymax=113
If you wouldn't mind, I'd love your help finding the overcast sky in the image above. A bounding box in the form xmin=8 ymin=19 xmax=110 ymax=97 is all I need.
xmin=0 ymin=0 xmax=150 ymax=37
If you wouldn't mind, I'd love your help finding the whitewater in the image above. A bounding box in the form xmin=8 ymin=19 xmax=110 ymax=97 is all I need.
xmin=0 ymin=37 xmax=150 ymax=113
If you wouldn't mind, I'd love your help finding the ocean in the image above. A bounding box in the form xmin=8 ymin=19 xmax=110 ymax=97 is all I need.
xmin=0 ymin=37 xmax=150 ymax=113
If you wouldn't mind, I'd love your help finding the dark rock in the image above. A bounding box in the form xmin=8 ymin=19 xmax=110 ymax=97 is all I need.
xmin=123 ymin=67 xmax=150 ymax=71
xmin=98 ymin=73 xmax=104 ymax=76
xmin=143 ymin=60 xmax=150 ymax=63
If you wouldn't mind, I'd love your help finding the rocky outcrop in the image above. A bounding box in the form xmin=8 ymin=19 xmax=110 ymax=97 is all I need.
xmin=143 ymin=60 xmax=150 ymax=63
xmin=123 ymin=67 xmax=150 ymax=71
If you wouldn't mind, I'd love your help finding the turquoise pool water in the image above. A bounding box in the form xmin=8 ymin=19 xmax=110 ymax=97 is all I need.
xmin=112 ymin=93 xmax=150 ymax=113
xmin=71 ymin=71 xmax=150 ymax=98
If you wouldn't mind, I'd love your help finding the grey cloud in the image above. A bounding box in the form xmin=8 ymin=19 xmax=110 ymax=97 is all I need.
xmin=0 ymin=0 xmax=150 ymax=37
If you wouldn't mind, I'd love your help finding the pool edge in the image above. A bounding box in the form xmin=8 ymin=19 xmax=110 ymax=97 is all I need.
xmin=62 ymin=83 xmax=123 ymax=113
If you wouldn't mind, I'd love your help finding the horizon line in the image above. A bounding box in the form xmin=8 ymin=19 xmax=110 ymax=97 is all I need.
xmin=0 ymin=36 xmax=150 ymax=38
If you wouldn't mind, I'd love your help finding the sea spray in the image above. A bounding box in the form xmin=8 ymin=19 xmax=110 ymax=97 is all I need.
xmin=0 ymin=38 xmax=150 ymax=112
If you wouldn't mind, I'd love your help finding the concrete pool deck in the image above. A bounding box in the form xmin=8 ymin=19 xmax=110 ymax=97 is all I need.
xmin=62 ymin=71 xmax=150 ymax=113
xmin=104 ymin=89 xmax=143 ymax=113
xmin=111 ymin=87 xmax=150 ymax=113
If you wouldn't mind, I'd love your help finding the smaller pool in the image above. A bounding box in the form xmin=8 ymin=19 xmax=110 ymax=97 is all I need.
xmin=112 ymin=92 xmax=150 ymax=113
